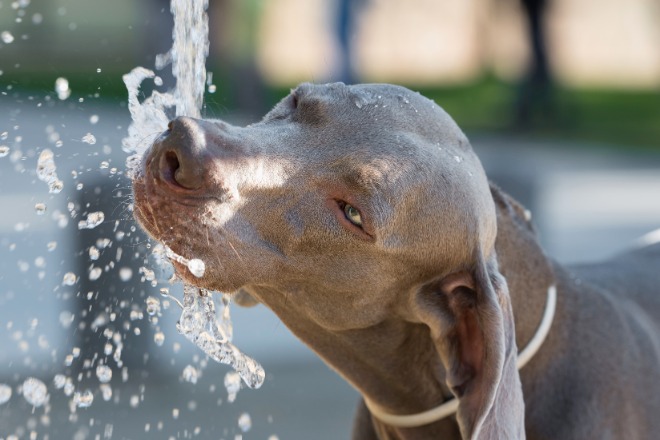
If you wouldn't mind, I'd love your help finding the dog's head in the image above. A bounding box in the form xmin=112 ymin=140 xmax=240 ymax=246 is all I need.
xmin=132 ymin=82 xmax=523 ymax=438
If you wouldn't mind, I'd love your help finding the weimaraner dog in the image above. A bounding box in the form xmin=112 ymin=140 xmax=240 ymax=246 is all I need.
xmin=132 ymin=82 xmax=660 ymax=439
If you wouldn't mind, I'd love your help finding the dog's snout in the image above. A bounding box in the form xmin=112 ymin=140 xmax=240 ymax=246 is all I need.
xmin=151 ymin=116 xmax=207 ymax=191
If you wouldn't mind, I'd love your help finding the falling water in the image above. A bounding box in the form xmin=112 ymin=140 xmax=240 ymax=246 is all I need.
xmin=122 ymin=0 xmax=265 ymax=390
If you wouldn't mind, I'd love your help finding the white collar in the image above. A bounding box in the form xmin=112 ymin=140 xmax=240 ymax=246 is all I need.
xmin=364 ymin=284 xmax=557 ymax=429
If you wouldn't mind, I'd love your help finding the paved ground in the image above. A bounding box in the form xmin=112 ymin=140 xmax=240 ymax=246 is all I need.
xmin=1 ymin=96 xmax=659 ymax=439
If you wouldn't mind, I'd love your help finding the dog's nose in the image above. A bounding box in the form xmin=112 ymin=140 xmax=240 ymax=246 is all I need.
xmin=152 ymin=116 xmax=206 ymax=190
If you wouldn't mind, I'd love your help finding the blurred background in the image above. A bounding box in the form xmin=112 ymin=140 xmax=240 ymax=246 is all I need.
xmin=0 ymin=0 xmax=659 ymax=439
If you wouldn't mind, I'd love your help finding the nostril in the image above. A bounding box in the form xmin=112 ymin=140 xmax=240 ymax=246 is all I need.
xmin=160 ymin=150 xmax=180 ymax=184
xmin=159 ymin=149 xmax=202 ymax=190
xmin=164 ymin=151 xmax=180 ymax=176
xmin=152 ymin=117 xmax=206 ymax=192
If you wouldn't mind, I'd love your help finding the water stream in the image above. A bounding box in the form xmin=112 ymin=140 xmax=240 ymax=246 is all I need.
xmin=122 ymin=0 xmax=265 ymax=390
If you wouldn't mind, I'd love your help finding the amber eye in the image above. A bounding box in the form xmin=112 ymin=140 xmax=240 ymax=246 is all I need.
xmin=343 ymin=203 xmax=363 ymax=228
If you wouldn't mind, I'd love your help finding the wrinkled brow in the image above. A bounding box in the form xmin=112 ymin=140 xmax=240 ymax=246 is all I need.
xmin=328 ymin=155 xmax=418 ymax=197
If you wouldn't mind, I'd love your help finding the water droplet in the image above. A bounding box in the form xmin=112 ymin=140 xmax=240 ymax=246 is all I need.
xmin=88 ymin=267 xmax=102 ymax=281
xmin=172 ymin=408 xmax=180 ymax=419
xmin=100 ymin=384 xmax=112 ymax=401
xmin=187 ymin=258 xmax=205 ymax=277
xmin=73 ymin=390 xmax=93 ymax=408
xmin=88 ymin=246 xmax=100 ymax=260
xmin=238 ymin=413 xmax=252 ymax=432
xmin=130 ymin=394 xmax=140 ymax=408
xmin=154 ymin=331 xmax=165 ymax=346
xmin=53 ymin=375 xmax=66 ymax=389
xmin=146 ymin=296 xmax=161 ymax=316
xmin=96 ymin=365 xmax=112 ymax=383
xmin=0 ymin=384 xmax=12 ymax=404
xmin=59 ymin=311 xmax=74 ymax=328
xmin=62 ymin=272 xmax=77 ymax=286
xmin=63 ymin=380 xmax=74 ymax=396
xmin=129 ymin=310 xmax=143 ymax=321
xmin=1 ymin=31 xmax=15 ymax=44
xmin=81 ymin=133 xmax=96 ymax=145
xmin=208 ymin=84 xmax=216 ymax=93
xmin=22 ymin=377 xmax=48 ymax=407
xmin=55 ymin=77 xmax=70 ymax=100
xmin=0 ymin=146 xmax=9 ymax=157
xmin=89 ymin=114 xmax=99 ymax=124
xmin=182 ymin=365 xmax=199 ymax=384
xmin=78 ymin=211 xmax=104 ymax=229
xmin=34 ymin=203 xmax=46 ymax=215
xmin=47 ymin=241 xmax=57 ymax=251
xmin=224 ymin=371 xmax=241 ymax=403
xmin=119 ymin=267 xmax=132 ymax=281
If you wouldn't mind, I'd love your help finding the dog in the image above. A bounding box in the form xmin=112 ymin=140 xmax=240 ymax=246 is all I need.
xmin=132 ymin=82 xmax=660 ymax=439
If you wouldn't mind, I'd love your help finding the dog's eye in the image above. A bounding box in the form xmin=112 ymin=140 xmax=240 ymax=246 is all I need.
xmin=343 ymin=203 xmax=363 ymax=227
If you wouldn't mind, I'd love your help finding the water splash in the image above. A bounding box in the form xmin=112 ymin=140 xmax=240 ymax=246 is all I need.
xmin=77 ymin=211 xmax=105 ymax=229
xmin=36 ymin=149 xmax=63 ymax=194
xmin=175 ymin=285 xmax=265 ymax=389
xmin=122 ymin=0 xmax=209 ymax=167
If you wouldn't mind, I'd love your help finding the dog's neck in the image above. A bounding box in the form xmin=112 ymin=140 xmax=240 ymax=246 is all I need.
xmin=263 ymin=292 xmax=459 ymax=437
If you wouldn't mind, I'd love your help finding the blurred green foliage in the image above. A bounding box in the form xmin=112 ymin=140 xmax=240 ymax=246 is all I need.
xmin=2 ymin=71 xmax=659 ymax=150
xmin=417 ymin=78 xmax=660 ymax=150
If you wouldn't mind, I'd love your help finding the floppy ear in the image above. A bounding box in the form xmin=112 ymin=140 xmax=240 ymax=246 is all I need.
xmin=414 ymin=250 xmax=525 ymax=439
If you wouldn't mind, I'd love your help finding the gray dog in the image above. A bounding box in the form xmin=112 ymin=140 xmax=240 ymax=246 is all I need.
xmin=132 ymin=82 xmax=660 ymax=439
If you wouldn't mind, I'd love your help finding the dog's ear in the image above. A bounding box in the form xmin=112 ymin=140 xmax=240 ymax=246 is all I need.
xmin=414 ymin=251 xmax=525 ymax=439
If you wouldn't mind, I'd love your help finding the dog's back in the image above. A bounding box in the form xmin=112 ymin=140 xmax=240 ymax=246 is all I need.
xmin=570 ymin=241 xmax=660 ymax=327
xmin=553 ymin=241 xmax=660 ymax=438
